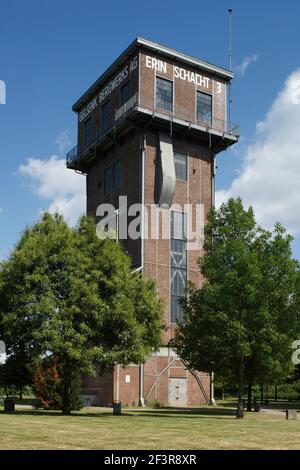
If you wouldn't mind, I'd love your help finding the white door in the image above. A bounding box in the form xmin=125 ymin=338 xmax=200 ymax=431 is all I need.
xmin=168 ymin=378 xmax=187 ymax=407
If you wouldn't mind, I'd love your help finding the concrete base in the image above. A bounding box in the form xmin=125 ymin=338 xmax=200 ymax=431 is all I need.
xmin=286 ymin=409 xmax=297 ymax=420
xmin=139 ymin=397 xmax=146 ymax=407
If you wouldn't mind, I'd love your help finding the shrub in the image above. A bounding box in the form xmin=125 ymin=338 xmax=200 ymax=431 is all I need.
xmin=147 ymin=400 xmax=163 ymax=409
xmin=33 ymin=355 xmax=82 ymax=411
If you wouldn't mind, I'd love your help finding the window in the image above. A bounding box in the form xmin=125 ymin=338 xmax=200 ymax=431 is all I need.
xmin=104 ymin=160 xmax=122 ymax=194
xmin=104 ymin=166 xmax=113 ymax=194
xmin=84 ymin=118 xmax=93 ymax=148
xmin=170 ymin=211 xmax=187 ymax=324
xmin=171 ymin=211 xmax=187 ymax=240
xmin=156 ymin=77 xmax=173 ymax=111
xmin=101 ymin=100 xmax=110 ymax=133
xmin=113 ymin=159 xmax=122 ymax=190
xmin=174 ymin=152 xmax=187 ymax=181
xmin=120 ymin=81 xmax=130 ymax=106
xmin=197 ymin=91 xmax=212 ymax=125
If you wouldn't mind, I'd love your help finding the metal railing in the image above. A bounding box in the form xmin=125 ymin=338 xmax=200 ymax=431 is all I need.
xmin=136 ymin=93 xmax=239 ymax=136
xmin=67 ymin=92 xmax=239 ymax=166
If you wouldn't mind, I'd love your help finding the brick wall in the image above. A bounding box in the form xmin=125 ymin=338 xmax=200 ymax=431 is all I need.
xmin=81 ymin=370 xmax=113 ymax=406
xmin=143 ymin=129 xmax=212 ymax=342
xmin=75 ymin=43 xmax=228 ymax=408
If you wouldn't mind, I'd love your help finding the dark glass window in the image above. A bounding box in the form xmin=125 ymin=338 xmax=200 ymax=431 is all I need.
xmin=120 ymin=81 xmax=130 ymax=106
xmin=170 ymin=211 xmax=187 ymax=324
xmin=156 ymin=77 xmax=173 ymax=111
xmin=84 ymin=118 xmax=93 ymax=148
xmin=104 ymin=160 xmax=122 ymax=194
xmin=197 ymin=91 xmax=212 ymax=125
xmin=113 ymin=159 xmax=122 ymax=190
xmin=174 ymin=152 xmax=187 ymax=181
xmin=101 ymin=101 xmax=110 ymax=133
xmin=104 ymin=166 xmax=113 ymax=194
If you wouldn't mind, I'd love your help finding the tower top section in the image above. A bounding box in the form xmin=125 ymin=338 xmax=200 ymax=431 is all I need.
xmin=72 ymin=37 xmax=234 ymax=113
xmin=67 ymin=37 xmax=238 ymax=171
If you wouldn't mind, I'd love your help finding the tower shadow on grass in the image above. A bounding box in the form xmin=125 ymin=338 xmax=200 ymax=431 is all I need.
xmin=0 ymin=406 xmax=236 ymax=419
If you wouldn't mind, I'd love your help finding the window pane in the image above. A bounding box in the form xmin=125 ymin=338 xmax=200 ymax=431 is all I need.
xmin=101 ymin=101 xmax=110 ymax=132
xmin=113 ymin=160 xmax=122 ymax=190
xmin=174 ymin=152 xmax=187 ymax=181
xmin=84 ymin=118 xmax=93 ymax=148
xmin=156 ymin=77 xmax=173 ymax=111
xmin=171 ymin=267 xmax=186 ymax=296
xmin=171 ymin=295 xmax=184 ymax=323
xmin=104 ymin=166 xmax=112 ymax=194
xmin=171 ymin=239 xmax=187 ymax=269
xmin=171 ymin=211 xmax=187 ymax=240
xmin=120 ymin=81 xmax=130 ymax=105
xmin=197 ymin=91 xmax=212 ymax=125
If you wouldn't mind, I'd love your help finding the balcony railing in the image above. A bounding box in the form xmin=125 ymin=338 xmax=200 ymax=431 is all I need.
xmin=67 ymin=92 xmax=239 ymax=167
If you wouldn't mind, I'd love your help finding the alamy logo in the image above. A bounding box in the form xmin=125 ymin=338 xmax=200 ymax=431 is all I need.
xmin=0 ymin=80 xmax=6 ymax=104
xmin=96 ymin=197 xmax=205 ymax=251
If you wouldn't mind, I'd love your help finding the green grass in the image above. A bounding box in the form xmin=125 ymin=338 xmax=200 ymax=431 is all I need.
xmin=0 ymin=403 xmax=299 ymax=450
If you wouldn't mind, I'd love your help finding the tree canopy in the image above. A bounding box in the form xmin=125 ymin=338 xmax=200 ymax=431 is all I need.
xmin=174 ymin=198 xmax=300 ymax=418
xmin=0 ymin=213 xmax=163 ymax=414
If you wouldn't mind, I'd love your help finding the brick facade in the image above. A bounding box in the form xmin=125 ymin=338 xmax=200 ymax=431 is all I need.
xmin=67 ymin=38 xmax=238 ymax=407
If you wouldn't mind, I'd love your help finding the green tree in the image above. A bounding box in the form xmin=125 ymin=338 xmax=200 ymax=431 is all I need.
xmin=0 ymin=352 xmax=33 ymax=399
xmin=32 ymin=354 xmax=82 ymax=410
xmin=0 ymin=213 xmax=163 ymax=414
xmin=174 ymin=198 xmax=300 ymax=418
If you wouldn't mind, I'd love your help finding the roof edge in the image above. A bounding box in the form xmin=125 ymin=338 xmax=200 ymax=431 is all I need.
xmin=136 ymin=37 xmax=233 ymax=80
xmin=72 ymin=37 xmax=233 ymax=112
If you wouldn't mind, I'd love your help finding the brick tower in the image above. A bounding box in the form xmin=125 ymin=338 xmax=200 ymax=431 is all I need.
xmin=67 ymin=38 xmax=238 ymax=407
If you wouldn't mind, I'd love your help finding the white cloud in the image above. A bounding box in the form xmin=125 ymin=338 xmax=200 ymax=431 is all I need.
xmin=19 ymin=156 xmax=86 ymax=225
xmin=235 ymin=54 xmax=259 ymax=76
xmin=216 ymin=69 xmax=300 ymax=235
xmin=56 ymin=129 xmax=72 ymax=153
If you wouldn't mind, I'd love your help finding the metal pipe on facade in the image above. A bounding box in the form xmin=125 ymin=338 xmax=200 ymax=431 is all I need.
xmin=138 ymin=132 xmax=146 ymax=407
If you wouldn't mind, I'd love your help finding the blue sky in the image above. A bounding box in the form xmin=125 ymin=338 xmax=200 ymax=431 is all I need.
xmin=1 ymin=0 xmax=300 ymax=259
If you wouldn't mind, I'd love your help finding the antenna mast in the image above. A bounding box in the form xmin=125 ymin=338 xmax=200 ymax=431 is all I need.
xmin=228 ymin=8 xmax=233 ymax=126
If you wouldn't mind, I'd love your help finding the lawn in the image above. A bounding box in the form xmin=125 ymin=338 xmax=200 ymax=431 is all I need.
xmin=0 ymin=403 xmax=299 ymax=450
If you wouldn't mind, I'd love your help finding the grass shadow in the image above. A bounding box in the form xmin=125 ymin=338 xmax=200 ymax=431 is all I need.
xmin=0 ymin=406 xmax=236 ymax=419
xmin=132 ymin=407 xmax=236 ymax=419
xmin=0 ymin=409 xmax=135 ymax=418
xmin=262 ymin=401 xmax=300 ymax=411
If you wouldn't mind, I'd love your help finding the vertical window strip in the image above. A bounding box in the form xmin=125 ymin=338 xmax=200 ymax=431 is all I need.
xmin=170 ymin=211 xmax=187 ymax=324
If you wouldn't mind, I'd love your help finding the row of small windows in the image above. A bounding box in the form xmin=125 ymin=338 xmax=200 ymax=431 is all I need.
xmin=155 ymin=76 xmax=212 ymax=125
xmin=83 ymin=81 xmax=131 ymax=147
xmin=84 ymin=77 xmax=212 ymax=148
xmin=100 ymin=152 xmax=186 ymax=202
